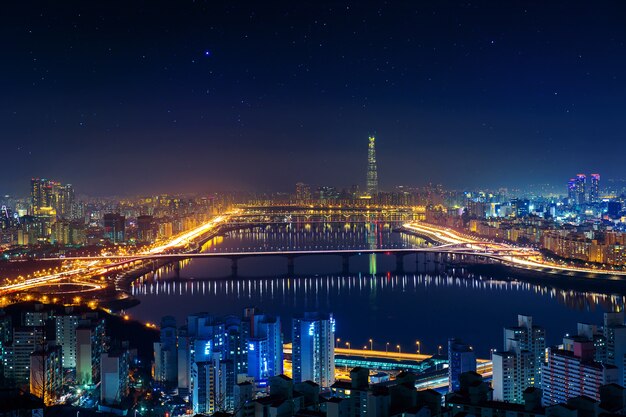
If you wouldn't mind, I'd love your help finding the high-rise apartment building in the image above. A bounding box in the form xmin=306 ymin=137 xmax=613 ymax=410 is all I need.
xmin=3 ymin=327 xmax=45 ymax=387
xmin=604 ymin=312 xmax=626 ymax=386
xmin=448 ymin=338 xmax=476 ymax=393
xmin=244 ymin=310 xmax=283 ymax=383
xmin=492 ymin=315 xmax=545 ymax=403
xmin=543 ymin=339 xmax=618 ymax=405
xmin=575 ymin=174 xmax=586 ymax=205
xmin=366 ymin=136 xmax=378 ymax=197
xmin=30 ymin=178 xmax=53 ymax=212
xmin=100 ymin=349 xmax=130 ymax=405
xmin=54 ymin=314 xmax=80 ymax=368
xmin=154 ymin=316 xmax=178 ymax=384
xmin=29 ymin=346 xmax=63 ymax=405
xmin=292 ymin=312 xmax=335 ymax=388
xmin=567 ymin=178 xmax=577 ymax=205
xmin=295 ymin=183 xmax=312 ymax=202
xmin=589 ymin=173 xmax=600 ymax=203
xmin=75 ymin=319 xmax=106 ymax=386
xmin=192 ymin=353 xmax=232 ymax=415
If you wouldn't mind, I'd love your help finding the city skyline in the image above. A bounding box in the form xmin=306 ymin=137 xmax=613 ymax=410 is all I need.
xmin=6 ymin=3 xmax=626 ymax=416
xmin=3 ymin=2 xmax=626 ymax=194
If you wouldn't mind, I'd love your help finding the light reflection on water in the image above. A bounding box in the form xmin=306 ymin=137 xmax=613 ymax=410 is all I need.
xmin=128 ymin=222 xmax=626 ymax=357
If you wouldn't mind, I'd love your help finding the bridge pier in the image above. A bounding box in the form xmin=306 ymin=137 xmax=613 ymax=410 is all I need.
xmin=287 ymin=255 xmax=295 ymax=276
xmin=230 ymin=258 xmax=238 ymax=277
xmin=174 ymin=260 xmax=181 ymax=279
xmin=396 ymin=254 xmax=404 ymax=274
xmin=341 ymin=254 xmax=350 ymax=275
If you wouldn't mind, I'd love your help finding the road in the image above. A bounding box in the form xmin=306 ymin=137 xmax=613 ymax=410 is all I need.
xmin=0 ymin=214 xmax=231 ymax=295
xmin=402 ymin=221 xmax=626 ymax=276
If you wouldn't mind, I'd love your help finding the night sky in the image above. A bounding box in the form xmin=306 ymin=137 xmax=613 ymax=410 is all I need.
xmin=3 ymin=1 xmax=626 ymax=196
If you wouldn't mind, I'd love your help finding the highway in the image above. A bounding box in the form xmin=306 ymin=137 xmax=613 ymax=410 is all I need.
xmin=0 ymin=214 xmax=231 ymax=295
xmin=4 ymin=212 xmax=626 ymax=297
xmin=402 ymin=221 xmax=626 ymax=277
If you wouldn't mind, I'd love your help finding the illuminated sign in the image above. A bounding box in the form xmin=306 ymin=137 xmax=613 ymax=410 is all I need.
xmin=204 ymin=341 xmax=212 ymax=356
xmin=308 ymin=323 xmax=315 ymax=336
xmin=248 ymin=342 xmax=255 ymax=351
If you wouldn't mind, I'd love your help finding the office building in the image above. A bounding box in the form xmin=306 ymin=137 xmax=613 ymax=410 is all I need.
xmin=448 ymin=338 xmax=476 ymax=393
xmin=366 ymin=136 xmax=378 ymax=197
xmin=137 ymin=215 xmax=155 ymax=242
xmin=292 ymin=312 xmax=335 ymax=388
xmin=543 ymin=339 xmax=618 ymax=405
xmin=103 ymin=213 xmax=126 ymax=243
xmin=608 ymin=201 xmax=622 ymax=218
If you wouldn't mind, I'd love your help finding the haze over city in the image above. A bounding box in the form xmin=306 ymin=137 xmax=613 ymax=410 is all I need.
xmin=4 ymin=1 xmax=626 ymax=195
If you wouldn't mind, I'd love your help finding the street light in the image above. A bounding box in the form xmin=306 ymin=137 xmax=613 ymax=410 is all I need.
xmin=416 ymin=341 xmax=421 ymax=354
xmin=385 ymin=342 xmax=389 ymax=353
xmin=336 ymin=338 xmax=341 ymax=348
xmin=369 ymin=339 xmax=373 ymax=351
xmin=397 ymin=344 xmax=401 ymax=354
xmin=438 ymin=345 xmax=443 ymax=355
xmin=346 ymin=342 xmax=350 ymax=350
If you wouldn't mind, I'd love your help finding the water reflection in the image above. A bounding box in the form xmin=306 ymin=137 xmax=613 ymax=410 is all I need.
xmin=131 ymin=271 xmax=626 ymax=313
xmin=128 ymin=219 xmax=625 ymax=356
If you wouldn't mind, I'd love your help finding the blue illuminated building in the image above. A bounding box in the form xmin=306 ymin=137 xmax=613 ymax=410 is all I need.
xmin=292 ymin=312 xmax=335 ymax=388
xmin=447 ymin=337 xmax=476 ymax=393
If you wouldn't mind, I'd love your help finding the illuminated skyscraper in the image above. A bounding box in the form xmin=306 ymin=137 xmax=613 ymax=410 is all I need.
xmin=295 ymin=182 xmax=311 ymax=202
xmin=366 ymin=136 xmax=378 ymax=196
xmin=575 ymin=174 xmax=586 ymax=205
xmin=55 ymin=184 xmax=75 ymax=219
xmin=30 ymin=178 xmax=52 ymax=212
xmin=589 ymin=173 xmax=600 ymax=203
xmin=567 ymin=178 xmax=577 ymax=205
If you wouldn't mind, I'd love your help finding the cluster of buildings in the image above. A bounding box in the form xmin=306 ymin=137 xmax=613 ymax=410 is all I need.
xmin=0 ymin=302 xmax=133 ymax=408
xmin=153 ymin=309 xmax=335 ymax=415
xmin=150 ymin=311 xmax=626 ymax=417
xmin=0 ymin=177 xmax=234 ymax=250
xmin=488 ymin=314 xmax=626 ymax=406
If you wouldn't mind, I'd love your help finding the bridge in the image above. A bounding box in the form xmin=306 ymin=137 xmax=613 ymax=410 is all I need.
xmin=39 ymin=243 xmax=535 ymax=276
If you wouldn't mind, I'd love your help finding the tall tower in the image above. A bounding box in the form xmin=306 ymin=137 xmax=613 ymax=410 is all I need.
xmin=366 ymin=136 xmax=378 ymax=196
